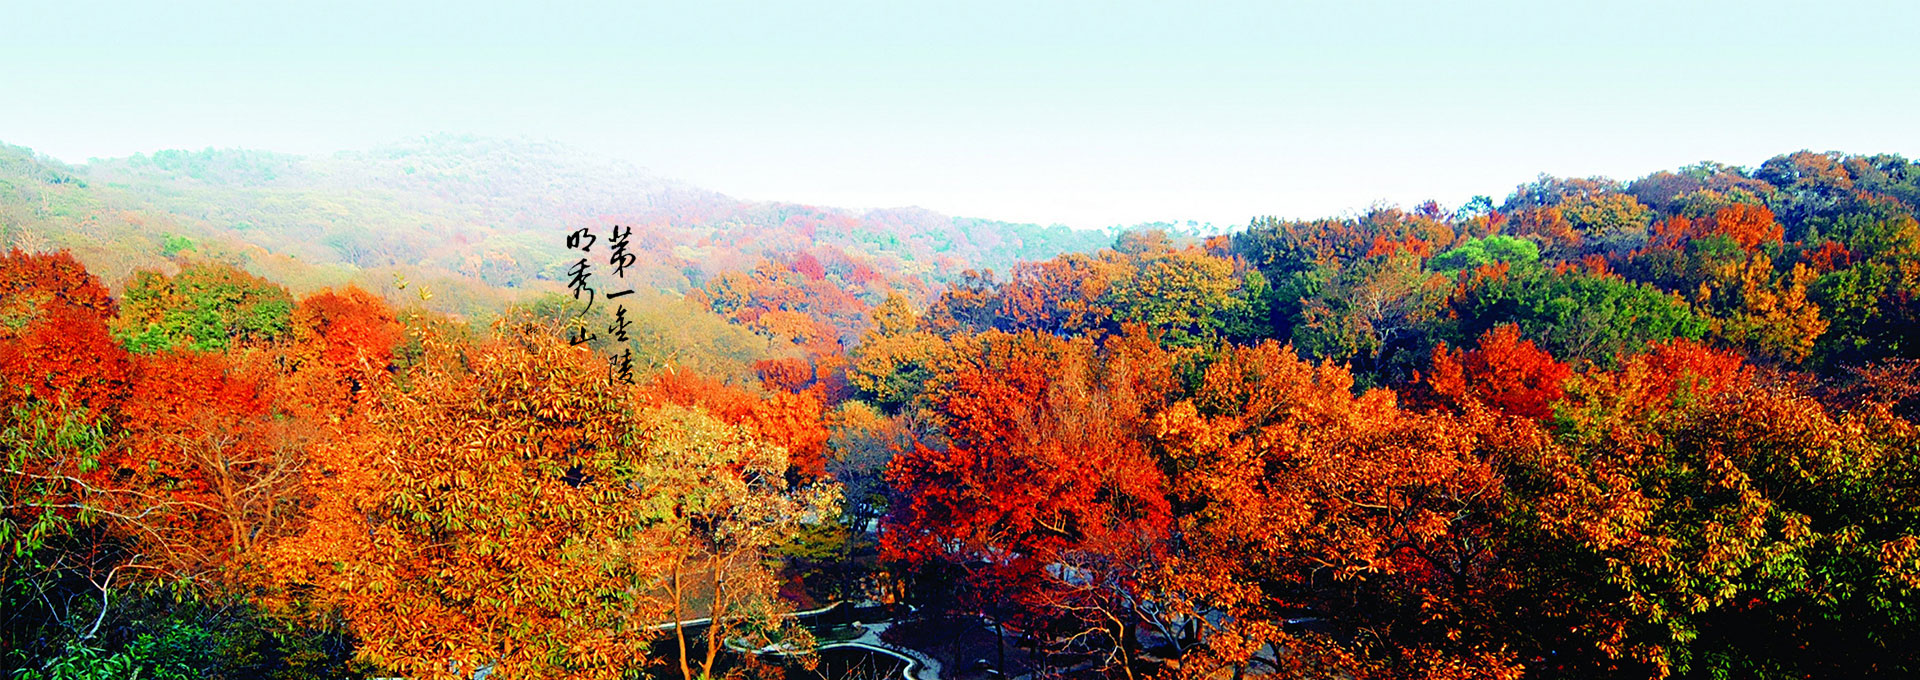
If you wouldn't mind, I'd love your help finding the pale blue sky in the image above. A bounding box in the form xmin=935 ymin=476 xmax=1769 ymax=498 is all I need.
xmin=3 ymin=1 xmax=1915 ymax=228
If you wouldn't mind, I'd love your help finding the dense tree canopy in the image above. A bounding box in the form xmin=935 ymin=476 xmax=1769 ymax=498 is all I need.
xmin=9 ymin=149 xmax=1920 ymax=679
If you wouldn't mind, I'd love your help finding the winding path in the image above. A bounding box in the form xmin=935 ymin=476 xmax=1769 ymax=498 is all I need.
xmin=820 ymin=621 xmax=942 ymax=680
xmin=712 ymin=604 xmax=943 ymax=680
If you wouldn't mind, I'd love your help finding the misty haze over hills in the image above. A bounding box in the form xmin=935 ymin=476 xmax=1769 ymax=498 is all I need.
xmin=1 ymin=134 xmax=1164 ymax=316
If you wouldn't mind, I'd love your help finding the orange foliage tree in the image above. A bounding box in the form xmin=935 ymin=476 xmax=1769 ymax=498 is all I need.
xmin=102 ymin=350 xmax=306 ymax=587
xmin=883 ymin=330 xmax=1176 ymax=674
xmin=1 ymin=250 xmax=134 ymax=654
xmin=272 ymin=322 xmax=836 ymax=679
xmin=645 ymin=370 xmax=831 ymax=481
xmin=1427 ymin=324 xmax=1573 ymax=420
xmin=1498 ymin=340 xmax=1920 ymax=677
xmin=271 ymin=326 xmax=669 ymax=679
xmin=1149 ymin=342 xmax=1518 ymax=680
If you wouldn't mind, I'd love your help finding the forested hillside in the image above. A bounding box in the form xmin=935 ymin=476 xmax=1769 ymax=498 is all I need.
xmin=7 ymin=148 xmax=1920 ymax=680
xmin=867 ymin=150 xmax=1920 ymax=679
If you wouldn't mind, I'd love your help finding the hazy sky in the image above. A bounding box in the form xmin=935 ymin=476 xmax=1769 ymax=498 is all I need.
xmin=3 ymin=1 xmax=1916 ymax=229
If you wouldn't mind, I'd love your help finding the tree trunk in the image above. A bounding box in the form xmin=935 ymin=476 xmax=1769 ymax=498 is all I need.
xmin=673 ymin=558 xmax=693 ymax=680
xmin=701 ymin=552 xmax=724 ymax=680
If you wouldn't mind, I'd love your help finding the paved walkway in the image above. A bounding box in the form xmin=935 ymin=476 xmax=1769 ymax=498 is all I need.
xmin=713 ymin=602 xmax=943 ymax=680
xmin=822 ymin=621 xmax=942 ymax=680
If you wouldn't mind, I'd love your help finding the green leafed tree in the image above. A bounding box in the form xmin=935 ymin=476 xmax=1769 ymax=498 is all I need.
xmin=1449 ymin=266 xmax=1707 ymax=366
xmin=111 ymin=262 xmax=294 ymax=353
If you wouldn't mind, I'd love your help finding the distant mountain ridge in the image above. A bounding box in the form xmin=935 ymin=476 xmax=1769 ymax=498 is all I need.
xmin=0 ymin=134 xmax=1117 ymax=317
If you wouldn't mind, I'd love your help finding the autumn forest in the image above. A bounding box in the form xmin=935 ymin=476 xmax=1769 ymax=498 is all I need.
xmin=7 ymin=144 xmax=1920 ymax=680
